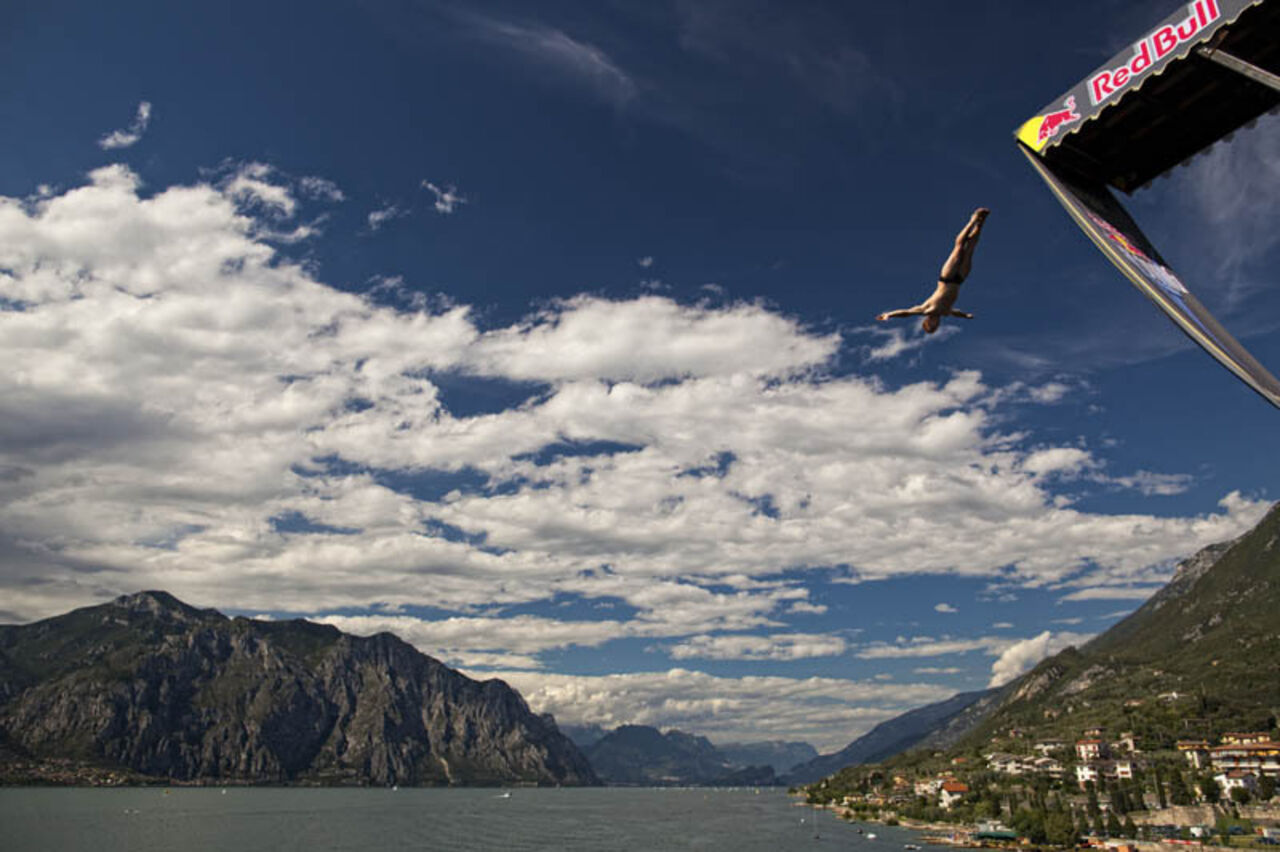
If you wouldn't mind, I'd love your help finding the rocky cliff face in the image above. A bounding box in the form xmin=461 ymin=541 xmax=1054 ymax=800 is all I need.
xmin=0 ymin=591 xmax=598 ymax=786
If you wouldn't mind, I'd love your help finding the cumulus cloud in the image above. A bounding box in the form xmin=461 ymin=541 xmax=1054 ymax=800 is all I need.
xmin=987 ymin=630 xmax=1094 ymax=688
xmin=0 ymin=163 xmax=1268 ymax=649
xmin=486 ymin=668 xmax=956 ymax=751
xmin=98 ymin=101 xmax=152 ymax=150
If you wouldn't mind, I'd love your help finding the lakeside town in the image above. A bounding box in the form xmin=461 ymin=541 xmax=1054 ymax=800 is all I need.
xmin=804 ymin=727 xmax=1280 ymax=849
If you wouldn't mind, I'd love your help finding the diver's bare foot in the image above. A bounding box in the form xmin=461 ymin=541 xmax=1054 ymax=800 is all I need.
xmin=974 ymin=207 xmax=990 ymax=219
xmin=875 ymin=313 xmax=889 ymax=321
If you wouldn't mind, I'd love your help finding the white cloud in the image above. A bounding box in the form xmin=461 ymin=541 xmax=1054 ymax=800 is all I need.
xmin=913 ymin=666 xmax=962 ymax=676
xmin=1181 ymin=112 xmax=1280 ymax=300
xmin=222 ymin=162 xmax=297 ymax=216
xmin=299 ymin=176 xmax=346 ymax=203
xmin=991 ymin=622 xmax=1014 ymax=629
xmin=862 ymin=324 xmax=959 ymax=363
xmin=1107 ymin=470 xmax=1194 ymax=496
xmin=484 ymin=668 xmax=956 ymax=752
xmin=637 ymin=256 xmax=654 ymax=268
xmin=466 ymin=16 xmax=637 ymax=107
xmin=988 ymin=630 xmax=1094 ymax=688
xmin=1058 ymin=585 xmax=1162 ymax=602
xmin=98 ymin=101 xmax=152 ymax=150
xmin=422 ymin=181 xmax=466 ymax=215
xmin=1021 ymin=447 xmax=1094 ymax=477
xmin=934 ymin=602 xmax=957 ymax=614
xmin=367 ymin=203 xmax=408 ymax=231
xmin=856 ymin=635 xmax=1009 ymax=660
xmin=665 ymin=632 xmax=847 ymax=661
xmin=786 ymin=600 xmax=827 ymax=615
xmin=0 ymin=163 xmax=1268 ymax=644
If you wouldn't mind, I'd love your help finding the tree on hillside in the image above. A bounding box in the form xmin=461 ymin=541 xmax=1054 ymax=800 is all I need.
xmin=1230 ymin=786 xmax=1252 ymax=806
xmin=1154 ymin=766 xmax=1168 ymax=809
xmin=1168 ymin=770 xmax=1193 ymax=806
xmin=1258 ymin=775 xmax=1276 ymax=802
xmin=1045 ymin=810 xmax=1077 ymax=847
xmin=1199 ymin=775 xmax=1221 ymax=804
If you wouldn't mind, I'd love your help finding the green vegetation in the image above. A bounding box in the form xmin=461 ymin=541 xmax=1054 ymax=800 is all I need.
xmin=801 ymin=505 xmax=1280 ymax=845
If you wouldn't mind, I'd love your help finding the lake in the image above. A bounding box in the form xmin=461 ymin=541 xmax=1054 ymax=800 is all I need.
xmin=0 ymin=787 xmax=937 ymax=851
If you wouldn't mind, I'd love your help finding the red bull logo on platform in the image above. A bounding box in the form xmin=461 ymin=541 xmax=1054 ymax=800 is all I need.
xmin=1089 ymin=0 xmax=1221 ymax=104
xmin=1037 ymin=97 xmax=1080 ymax=145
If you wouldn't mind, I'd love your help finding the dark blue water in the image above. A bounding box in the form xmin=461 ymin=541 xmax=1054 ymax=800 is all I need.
xmin=0 ymin=787 xmax=936 ymax=851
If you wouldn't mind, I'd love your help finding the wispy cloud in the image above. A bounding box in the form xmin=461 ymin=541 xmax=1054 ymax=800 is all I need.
xmin=367 ymin=203 xmax=408 ymax=231
xmin=665 ymin=632 xmax=848 ymax=661
xmin=98 ymin=101 xmax=152 ymax=150
xmin=860 ymin=324 xmax=959 ymax=363
xmin=422 ymin=181 xmax=466 ymax=214
xmin=934 ymin=602 xmax=958 ymax=614
xmin=1058 ymin=585 xmax=1162 ymax=602
xmin=463 ymin=14 xmax=637 ymax=107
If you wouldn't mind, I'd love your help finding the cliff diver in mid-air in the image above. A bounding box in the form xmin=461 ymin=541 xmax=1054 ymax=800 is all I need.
xmin=876 ymin=207 xmax=989 ymax=334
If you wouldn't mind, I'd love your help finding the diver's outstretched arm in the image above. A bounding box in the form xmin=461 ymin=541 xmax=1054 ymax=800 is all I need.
xmin=947 ymin=309 xmax=974 ymax=319
xmin=876 ymin=306 xmax=925 ymax=320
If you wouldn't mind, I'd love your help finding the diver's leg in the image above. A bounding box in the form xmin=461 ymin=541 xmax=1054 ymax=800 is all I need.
xmin=940 ymin=209 xmax=989 ymax=282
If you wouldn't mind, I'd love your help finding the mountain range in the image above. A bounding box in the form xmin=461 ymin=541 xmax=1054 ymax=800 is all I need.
xmin=0 ymin=591 xmax=597 ymax=786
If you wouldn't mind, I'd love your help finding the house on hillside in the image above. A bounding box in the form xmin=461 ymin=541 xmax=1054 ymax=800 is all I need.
xmin=1178 ymin=740 xmax=1211 ymax=770
xmin=1077 ymin=739 xmax=1106 ymax=760
xmin=1032 ymin=757 xmax=1065 ymax=779
xmin=1075 ymin=760 xmax=1137 ymax=788
xmin=1222 ymin=732 xmax=1274 ymax=746
xmin=1114 ymin=732 xmax=1139 ymax=753
xmin=940 ymin=781 xmax=969 ymax=810
xmin=1076 ymin=764 xmax=1100 ymax=788
xmin=987 ymin=754 xmax=1025 ymax=776
xmin=914 ymin=778 xmax=944 ymax=797
xmin=1034 ymin=739 xmax=1066 ymax=756
xmin=1214 ymin=770 xmax=1258 ymax=793
xmin=1210 ymin=742 xmax=1280 ymax=777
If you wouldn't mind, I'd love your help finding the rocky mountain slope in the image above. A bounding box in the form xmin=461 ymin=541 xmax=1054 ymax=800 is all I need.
xmin=0 ymin=591 xmax=598 ymax=786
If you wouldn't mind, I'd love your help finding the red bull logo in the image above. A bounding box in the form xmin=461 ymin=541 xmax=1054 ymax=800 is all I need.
xmin=1085 ymin=211 xmax=1151 ymax=263
xmin=1037 ymin=97 xmax=1080 ymax=145
xmin=1089 ymin=0 xmax=1221 ymax=104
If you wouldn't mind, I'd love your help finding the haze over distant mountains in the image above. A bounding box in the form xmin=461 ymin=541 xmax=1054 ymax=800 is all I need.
xmin=0 ymin=592 xmax=596 ymax=786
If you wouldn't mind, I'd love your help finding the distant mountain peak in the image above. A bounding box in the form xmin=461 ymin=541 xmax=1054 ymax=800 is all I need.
xmin=110 ymin=590 xmax=216 ymax=619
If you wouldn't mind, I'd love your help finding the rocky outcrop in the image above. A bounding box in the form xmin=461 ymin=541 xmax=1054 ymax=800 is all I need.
xmin=0 ymin=591 xmax=598 ymax=787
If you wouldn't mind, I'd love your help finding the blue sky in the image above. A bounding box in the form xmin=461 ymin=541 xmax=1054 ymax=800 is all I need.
xmin=2 ymin=0 xmax=1278 ymax=751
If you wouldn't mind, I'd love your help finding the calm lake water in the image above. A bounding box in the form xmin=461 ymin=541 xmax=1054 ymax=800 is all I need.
xmin=0 ymin=787 xmax=937 ymax=851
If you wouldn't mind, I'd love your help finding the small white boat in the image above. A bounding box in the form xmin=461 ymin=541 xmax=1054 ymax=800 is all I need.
xmin=867 ymin=833 xmax=877 ymax=840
